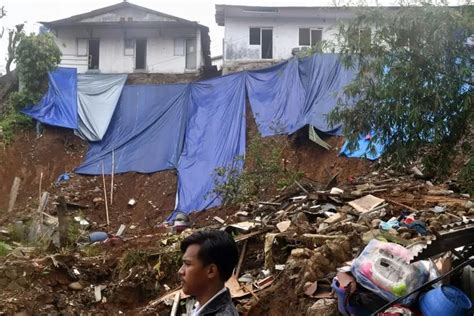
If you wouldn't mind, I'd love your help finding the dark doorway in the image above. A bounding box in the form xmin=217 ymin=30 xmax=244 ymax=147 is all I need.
xmin=88 ymin=39 xmax=100 ymax=70
xmin=261 ymin=29 xmax=273 ymax=59
xmin=135 ymin=39 xmax=147 ymax=70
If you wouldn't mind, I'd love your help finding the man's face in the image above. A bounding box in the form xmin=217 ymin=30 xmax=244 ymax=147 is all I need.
xmin=178 ymin=244 xmax=211 ymax=296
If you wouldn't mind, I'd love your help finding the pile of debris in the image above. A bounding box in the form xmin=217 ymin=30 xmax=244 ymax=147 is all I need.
xmin=0 ymin=168 xmax=473 ymax=315
xmin=143 ymin=171 xmax=473 ymax=315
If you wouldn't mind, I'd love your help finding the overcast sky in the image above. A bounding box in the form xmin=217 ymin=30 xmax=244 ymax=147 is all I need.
xmin=0 ymin=0 xmax=466 ymax=73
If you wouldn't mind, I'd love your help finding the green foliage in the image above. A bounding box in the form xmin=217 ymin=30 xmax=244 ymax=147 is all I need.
xmin=119 ymin=249 xmax=152 ymax=272
xmin=328 ymin=4 xmax=474 ymax=177
xmin=459 ymin=157 xmax=474 ymax=195
xmin=81 ymin=244 xmax=102 ymax=257
xmin=0 ymin=32 xmax=60 ymax=143
xmin=15 ymin=32 xmax=61 ymax=93
xmin=211 ymin=136 xmax=302 ymax=205
xmin=0 ymin=241 xmax=12 ymax=256
xmin=0 ymin=108 xmax=32 ymax=143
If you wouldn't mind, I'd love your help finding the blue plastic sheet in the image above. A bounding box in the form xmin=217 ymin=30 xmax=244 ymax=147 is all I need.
xmin=246 ymin=54 xmax=356 ymax=136
xmin=339 ymin=133 xmax=385 ymax=161
xmin=76 ymin=74 xmax=127 ymax=141
xmin=75 ymin=84 xmax=188 ymax=175
xmin=21 ymin=67 xmax=77 ymax=129
xmin=172 ymin=73 xmax=246 ymax=218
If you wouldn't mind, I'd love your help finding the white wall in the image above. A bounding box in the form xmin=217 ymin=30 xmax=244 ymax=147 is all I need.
xmin=54 ymin=26 xmax=202 ymax=73
xmin=223 ymin=16 xmax=341 ymax=63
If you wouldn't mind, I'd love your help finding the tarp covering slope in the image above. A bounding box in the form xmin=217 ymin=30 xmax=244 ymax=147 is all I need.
xmin=75 ymin=84 xmax=188 ymax=174
xmin=173 ymin=73 xmax=246 ymax=218
xmin=21 ymin=67 xmax=77 ymax=129
xmin=76 ymin=74 xmax=127 ymax=141
xmin=339 ymin=133 xmax=385 ymax=161
xmin=246 ymin=54 xmax=355 ymax=136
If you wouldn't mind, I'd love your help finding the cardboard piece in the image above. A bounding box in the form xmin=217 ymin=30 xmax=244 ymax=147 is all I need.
xmin=348 ymin=194 xmax=385 ymax=214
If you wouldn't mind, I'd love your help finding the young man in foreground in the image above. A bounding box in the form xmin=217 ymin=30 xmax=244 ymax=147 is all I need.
xmin=179 ymin=230 xmax=239 ymax=316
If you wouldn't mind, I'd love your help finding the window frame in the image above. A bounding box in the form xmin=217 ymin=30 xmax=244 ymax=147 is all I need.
xmin=298 ymin=27 xmax=323 ymax=47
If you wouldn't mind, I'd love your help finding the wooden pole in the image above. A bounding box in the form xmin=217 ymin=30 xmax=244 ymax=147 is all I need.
xmin=235 ymin=240 xmax=248 ymax=277
xmin=39 ymin=172 xmax=43 ymax=203
xmin=110 ymin=150 xmax=115 ymax=206
xmin=57 ymin=196 xmax=69 ymax=247
xmin=8 ymin=177 xmax=21 ymax=213
xmin=101 ymin=163 xmax=110 ymax=226
xmin=36 ymin=192 xmax=49 ymax=237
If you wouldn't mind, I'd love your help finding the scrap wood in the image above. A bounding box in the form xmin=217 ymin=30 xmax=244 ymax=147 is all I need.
xmin=147 ymin=287 xmax=187 ymax=308
xmin=101 ymin=163 xmax=110 ymax=226
xmin=383 ymin=197 xmax=418 ymax=212
xmin=235 ymin=240 xmax=248 ymax=277
xmin=8 ymin=176 xmax=21 ymax=213
xmin=294 ymin=180 xmax=309 ymax=194
xmin=170 ymin=291 xmax=180 ymax=316
xmin=258 ymin=201 xmax=282 ymax=206
xmin=234 ymin=230 xmax=267 ymax=242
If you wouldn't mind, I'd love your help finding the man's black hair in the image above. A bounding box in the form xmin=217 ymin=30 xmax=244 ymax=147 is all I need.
xmin=181 ymin=230 xmax=239 ymax=282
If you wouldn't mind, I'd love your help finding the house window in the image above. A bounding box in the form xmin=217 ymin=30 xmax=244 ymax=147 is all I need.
xmin=249 ymin=28 xmax=261 ymax=45
xmin=299 ymin=28 xmax=323 ymax=46
xmin=174 ymin=38 xmax=185 ymax=56
xmin=124 ymin=39 xmax=135 ymax=56
xmin=77 ymin=38 xmax=88 ymax=56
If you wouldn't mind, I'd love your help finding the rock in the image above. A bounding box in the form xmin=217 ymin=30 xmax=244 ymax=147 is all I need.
xmin=291 ymin=248 xmax=312 ymax=259
xmin=92 ymin=197 xmax=103 ymax=204
xmin=400 ymin=232 xmax=412 ymax=239
xmin=306 ymin=299 xmax=338 ymax=316
xmin=388 ymin=228 xmax=399 ymax=236
xmin=468 ymin=209 xmax=474 ymax=216
xmin=68 ymin=281 xmax=84 ymax=290
xmin=465 ymin=201 xmax=474 ymax=209
xmin=371 ymin=219 xmax=382 ymax=228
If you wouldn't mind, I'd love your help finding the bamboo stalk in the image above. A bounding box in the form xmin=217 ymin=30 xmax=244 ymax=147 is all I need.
xmin=39 ymin=172 xmax=43 ymax=203
xmin=110 ymin=150 xmax=115 ymax=206
xmin=101 ymin=163 xmax=110 ymax=226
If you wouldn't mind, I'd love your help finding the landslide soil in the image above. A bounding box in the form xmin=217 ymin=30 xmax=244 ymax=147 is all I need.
xmin=0 ymin=113 xmax=372 ymax=314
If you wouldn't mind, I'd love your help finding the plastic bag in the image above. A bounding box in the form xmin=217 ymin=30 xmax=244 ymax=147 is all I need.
xmin=351 ymin=239 xmax=429 ymax=305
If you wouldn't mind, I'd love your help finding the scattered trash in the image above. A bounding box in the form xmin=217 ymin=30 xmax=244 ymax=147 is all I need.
xmin=128 ymin=198 xmax=137 ymax=207
xmin=89 ymin=232 xmax=109 ymax=243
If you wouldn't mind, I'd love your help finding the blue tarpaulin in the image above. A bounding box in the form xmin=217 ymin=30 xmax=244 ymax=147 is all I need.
xmin=75 ymin=84 xmax=188 ymax=174
xmin=76 ymin=74 xmax=127 ymax=141
xmin=246 ymin=54 xmax=356 ymax=136
xmin=21 ymin=67 xmax=77 ymax=129
xmin=25 ymin=54 xmax=362 ymax=217
xmin=339 ymin=133 xmax=385 ymax=161
xmin=173 ymin=73 xmax=247 ymax=218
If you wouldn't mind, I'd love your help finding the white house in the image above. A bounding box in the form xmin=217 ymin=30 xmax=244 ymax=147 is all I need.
xmin=41 ymin=1 xmax=211 ymax=74
xmin=215 ymin=5 xmax=359 ymax=67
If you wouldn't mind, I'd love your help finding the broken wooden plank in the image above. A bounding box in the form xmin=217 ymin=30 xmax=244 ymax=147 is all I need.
xmin=235 ymin=240 xmax=248 ymax=277
xmin=8 ymin=177 xmax=21 ymax=213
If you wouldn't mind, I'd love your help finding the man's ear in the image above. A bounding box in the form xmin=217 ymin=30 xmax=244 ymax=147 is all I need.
xmin=206 ymin=263 xmax=219 ymax=280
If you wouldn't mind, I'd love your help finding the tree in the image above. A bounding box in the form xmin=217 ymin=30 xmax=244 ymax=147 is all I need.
xmin=0 ymin=6 xmax=5 ymax=38
xmin=5 ymin=24 xmax=24 ymax=73
xmin=328 ymin=3 xmax=474 ymax=177
xmin=15 ymin=32 xmax=61 ymax=97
